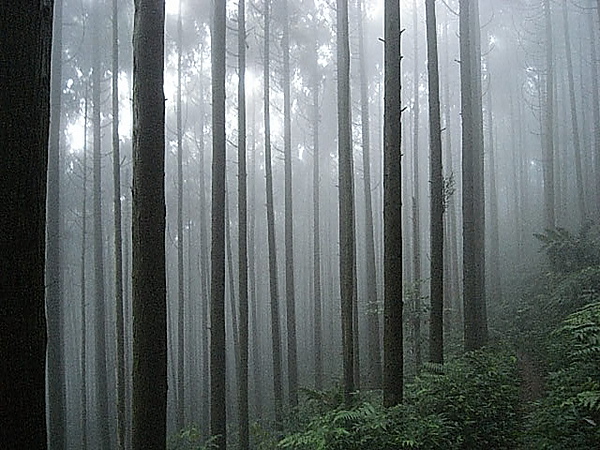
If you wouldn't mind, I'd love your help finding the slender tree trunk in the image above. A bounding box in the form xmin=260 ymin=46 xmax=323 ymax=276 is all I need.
xmin=281 ymin=0 xmax=298 ymax=408
xmin=47 ymin=0 xmax=66 ymax=446
xmin=237 ymin=1 xmax=249 ymax=448
xmin=383 ymin=0 xmax=403 ymax=408
xmin=0 ymin=3 xmax=52 ymax=448
xmin=112 ymin=1 xmax=126 ymax=447
xmin=92 ymin=4 xmax=110 ymax=445
xmin=211 ymin=0 xmax=227 ymax=447
xmin=312 ymin=34 xmax=323 ymax=391
xmin=81 ymin=83 xmax=90 ymax=450
xmin=263 ymin=0 xmax=284 ymax=426
xmin=543 ymin=0 xmax=556 ymax=229
xmin=176 ymin=0 xmax=185 ymax=432
xmin=357 ymin=0 xmax=382 ymax=388
xmin=337 ymin=0 xmax=356 ymax=406
xmin=132 ymin=1 xmax=167 ymax=448
xmin=426 ymin=0 xmax=444 ymax=365
xmin=562 ymin=0 xmax=586 ymax=224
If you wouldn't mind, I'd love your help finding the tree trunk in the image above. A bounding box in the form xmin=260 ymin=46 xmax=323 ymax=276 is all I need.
xmin=282 ymin=0 xmax=298 ymax=409
xmin=132 ymin=1 xmax=167 ymax=448
xmin=47 ymin=0 xmax=66 ymax=446
xmin=337 ymin=0 xmax=356 ymax=406
xmin=81 ymin=83 xmax=90 ymax=450
xmin=357 ymin=0 xmax=382 ymax=388
xmin=562 ymin=0 xmax=586 ymax=224
xmin=112 ymin=1 xmax=126 ymax=446
xmin=0 ymin=3 xmax=52 ymax=447
xmin=460 ymin=0 xmax=487 ymax=352
xmin=211 ymin=0 xmax=227 ymax=447
xmin=263 ymin=0 xmax=284 ymax=426
xmin=383 ymin=0 xmax=403 ymax=408
xmin=237 ymin=1 xmax=249 ymax=448
xmin=92 ymin=3 xmax=110 ymax=445
xmin=426 ymin=0 xmax=444 ymax=365
xmin=589 ymin=13 xmax=600 ymax=219
xmin=543 ymin=0 xmax=556 ymax=229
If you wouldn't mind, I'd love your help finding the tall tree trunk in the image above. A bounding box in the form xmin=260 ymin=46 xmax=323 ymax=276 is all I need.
xmin=543 ymin=0 xmax=556 ymax=229
xmin=81 ymin=84 xmax=90 ymax=450
xmin=211 ymin=0 xmax=227 ymax=447
xmin=383 ymin=0 xmax=403 ymax=408
xmin=426 ymin=0 xmax=444 ymax=365
xmin=312 ymin=29 xmax=323 ymax=391
xmin=460 ymin=0 xmax=487 ymax=352
xmin=282 ymin=0 xmax=298 ymax=408
xmin=132 ymin=1 xmax=167 ymax=448
xmin=0 ymin=3 xmax=52 ymax=448
xmin=92 ymin=4 xmax=110 ymax=445
xmin=337 ymin=0 xmax=356 ymax=406
xmin=237 ymin=1 xmax=249 ymax=448
xmin=47 ymin=0 xmax=66 ymax=446
xmin=357 ymin=0 xmax=382 ymax=388
xmin=411 ymin=0 xmax=422 ymax=372
xmin=263 ymin=0 xmax=284 ymax=426
xmin=112 ymin=1 xmax=126 ymax=447
xmin=562 ymin=0 xmax=586 ymax=224
xmin=176 ymin=0 xmax=185 ymax=432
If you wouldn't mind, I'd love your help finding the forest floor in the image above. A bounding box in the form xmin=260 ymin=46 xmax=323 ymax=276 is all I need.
xmin=517 ymin=349 xmax=544 ymax=403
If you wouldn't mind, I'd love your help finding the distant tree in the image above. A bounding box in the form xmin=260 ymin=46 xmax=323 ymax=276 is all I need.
xmin=81 ymin=82 xmax=90 ymax=449
xmin=0 ymin=1 xmax=53 ymax=448
xmin=542 ymin=0 xmax=555 ymax=229
xmin=47 ymin=0 xmax=67 ymax=446
xmin=131 ymin=0 xmax=167 ymax=448
xmin=210 ymin=0 xmax=227 ymax=447
xmin=263 ymin=0 xmax=284 ymax=425
xmin=383 ymin=0 xmax=403 ymax=408
xmin=337 ymin=0 xmax=356 ymax=406
xmin=237 ymin=0 xmax=250 ymax=447
xmin=426 ymin=0 xmax=444 ymax=364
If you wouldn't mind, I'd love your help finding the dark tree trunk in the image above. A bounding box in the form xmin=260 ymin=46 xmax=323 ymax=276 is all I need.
xmin=282 ymin=0 xmax=298 ymax=408
xmin=91 ymin=3 xmax=110 ymax=445
xmin=132 ymin=1 xmax=167 ymax=448
xmin=263 ymin=0 xmax=284 ymax=426
xmin=426 ymin=0 xmax=444 ymax=365
xmin=112 ymin=0 xmax=126 ymax=447
xmin=211 ymin=0 xmax=227 ymax=448
xmin=337 ymin=0 xmax=356 ymax=406
xmin=383 ymin=0 xmax=403 ymax=408
xmin=81 ymin=84 xmax=90 ymax=450
xmin=357 ymin=0 xmax=382 ymax=389
xmin=47 ymin=0 xmax=66 ymax=446
xmin=0 ymin=2 xmax=53 ymax=447
xmin=237 ymin=0 xmax=249 ymax=447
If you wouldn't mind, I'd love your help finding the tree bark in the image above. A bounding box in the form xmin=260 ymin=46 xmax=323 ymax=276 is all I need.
xmin=132 ymin=1 xmax=167 ymax=448
xmin=210 ymin=0 xmax=227 ymax=447
xmin=0 ymin=2 xmax=53 ymax=447
xmin=47 ymin=0 xmax=66 ymax=446
xmin=543 ymin=0 xmax=556 ymax=229
xmin=263 ymin=0 xmax=284 ymax=426
xmin=383 ymin=0 xmax=403 ymax=408
xmin=426 ymin=0 xmax=444 ymax=365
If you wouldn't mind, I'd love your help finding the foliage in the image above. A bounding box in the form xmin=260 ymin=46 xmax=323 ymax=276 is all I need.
xmin=521 ymin=302 xmax=600 ymax=449
xmin=273 ymin=348 xmax=521 ymax=450
xmin=534 ymin=225 xmax=600 ymax=274
xmin=167 ymin=425 xmax=218 ymax=450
